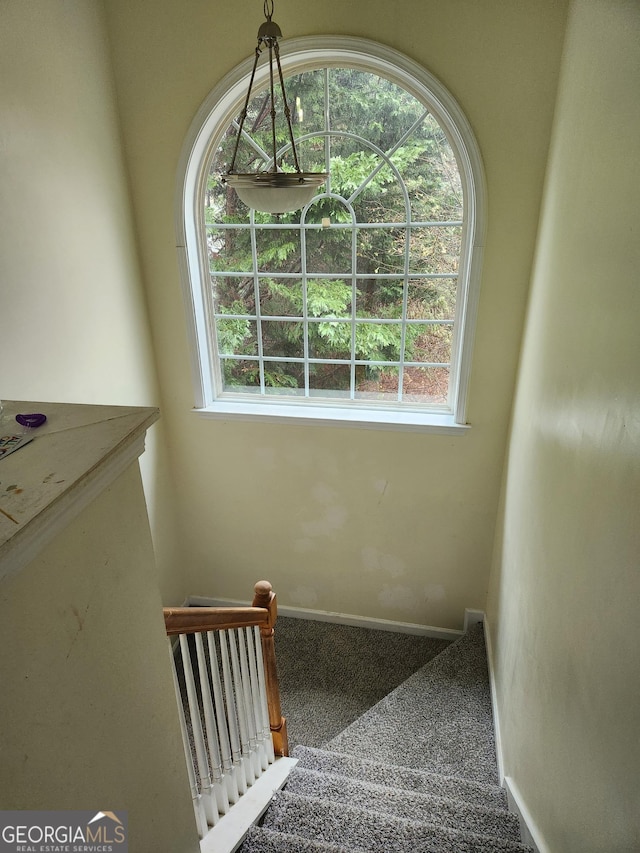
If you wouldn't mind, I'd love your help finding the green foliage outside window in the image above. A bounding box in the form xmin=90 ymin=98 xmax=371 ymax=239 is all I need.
xmin=204 ymin=67 xmax=462 ymax=405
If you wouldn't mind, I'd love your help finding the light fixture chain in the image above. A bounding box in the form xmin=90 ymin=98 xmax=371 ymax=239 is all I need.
xmin=222 ymin=0 xmax=327 ymax=211
xmin=267 ymin=43 xmax=278 ymax=173
xmin=273 ymin=40 xmax=302 ymax=174
xmin=228 ymin=45 xmax=263 ymax=174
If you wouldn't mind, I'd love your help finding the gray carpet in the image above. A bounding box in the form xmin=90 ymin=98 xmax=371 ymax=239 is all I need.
xmin=253 ymin=790 xmax=531 ymax=853
xmin=238 ymin=622 xmax=531 ymax=853
xmin=326 ymin=623 xmax=499 ymax=785
xmin=290 ymin=745 xmax=508 ymax=812
xmin=275 ymin=616 xmax=450 ymax=750
xmin=283 ymin=767 xmax=519 ymax=839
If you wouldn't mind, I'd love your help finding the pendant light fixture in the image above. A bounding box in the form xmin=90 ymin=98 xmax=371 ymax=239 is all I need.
xmin=222 ymin=0 xmax=327 ymax=214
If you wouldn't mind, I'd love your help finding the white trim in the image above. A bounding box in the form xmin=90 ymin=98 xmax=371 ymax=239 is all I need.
xmin=463 ymin=608 xmax=485 ymax=633
xmin=199 ymin=756 xmax=297 ymax=853
xmin=192 ymin=401 xmax=470 ymax=434
xmin=482 ymin=615 xmax=505 ymax=784
xmin=187 ymin=595 xmax=464 ymax=641
xmin=484 ymin=617 xmax=550 ymax=853
xmin=175 ymin=36 xmax=486 ymax=426
xmin=503 ymin=776 xmax=550 ymax=853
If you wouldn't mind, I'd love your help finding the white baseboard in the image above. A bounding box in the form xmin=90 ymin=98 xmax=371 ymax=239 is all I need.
xmin=484 ymin=616 xmax=549 ymax=853
xmin=186 ymin=595 xmax=464 ymax=641
xmin=482 ymin=615 xmax=505 ymax=784
xmin=503 ymin=776 xmax=550 ymax=853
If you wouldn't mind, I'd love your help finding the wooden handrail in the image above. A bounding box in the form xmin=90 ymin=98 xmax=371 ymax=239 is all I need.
xmin=163 ymin=606 xmax=269 ymax=636
xmin=163 ymin=581 xmax=288 ymax=757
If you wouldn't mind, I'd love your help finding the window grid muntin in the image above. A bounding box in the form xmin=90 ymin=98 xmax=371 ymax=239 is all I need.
xmin=205 ymin=65 xmax=465 ymax=410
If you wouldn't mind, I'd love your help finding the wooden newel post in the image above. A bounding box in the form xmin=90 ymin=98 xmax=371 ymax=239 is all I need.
xmin=252 ymin=580 xmax=289 ymax=756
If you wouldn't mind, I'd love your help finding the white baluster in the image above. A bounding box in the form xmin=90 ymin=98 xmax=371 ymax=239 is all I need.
xmin=169 ymin=641 xmax=208 ymax=839
xmin=179 ymin=633 xmax=218 ymax=826
xmin=195 ymin=633 xmax=230 ymax=815
xmin=228 ymin=629 xmax=255 ymax=786
xmin=238 ymin=627 xmax=262 ymax=779
xmin=207 ymin=631 xmax=240 ymax=804
xmin=253 ymin=625 xmax=275 ymax=763
xmin=219 ymin=629 xmax=248 ymax=795
xmin=245 ymin=626 xmax=269 ymax=771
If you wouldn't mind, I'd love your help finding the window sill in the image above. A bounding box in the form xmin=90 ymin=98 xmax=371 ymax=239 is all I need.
xmin=193 ymin=400 xmax=470 ymax=434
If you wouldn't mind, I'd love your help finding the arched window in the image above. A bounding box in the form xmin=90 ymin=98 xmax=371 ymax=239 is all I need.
xmin=177 ymin=38 xmax=485 ymax=432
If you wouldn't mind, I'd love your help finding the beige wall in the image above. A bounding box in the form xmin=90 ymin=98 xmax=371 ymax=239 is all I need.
xmin=103 ymin=0 xmax=568 ymax=626
xmin=0 ymin=462 xmax=198 ymax=852
xmin=486 ymin=1 xmax=640 ymax=850
xmin=0 ymin=0 xmax=185 ymax=603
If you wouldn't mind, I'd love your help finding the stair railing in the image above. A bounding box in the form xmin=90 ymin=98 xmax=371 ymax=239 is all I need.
xmin=163 ymin=580 xmax=288 ymax=838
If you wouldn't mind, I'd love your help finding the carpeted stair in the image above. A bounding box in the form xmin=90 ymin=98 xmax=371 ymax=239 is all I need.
xmin=238 ymin=624 xmax=531 ymax=853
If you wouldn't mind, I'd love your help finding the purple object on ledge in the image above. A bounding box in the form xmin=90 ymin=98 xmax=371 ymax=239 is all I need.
xmin=16 ymin=413 xmax=47 ymax=429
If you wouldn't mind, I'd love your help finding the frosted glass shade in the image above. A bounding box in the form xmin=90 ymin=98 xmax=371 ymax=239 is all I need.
xmin=224 ymin=172 xmax=327 ymax=214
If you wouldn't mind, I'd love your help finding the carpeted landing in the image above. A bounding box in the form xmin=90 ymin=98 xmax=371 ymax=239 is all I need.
xmin=238 ymin=624 xmax=532 ymax=853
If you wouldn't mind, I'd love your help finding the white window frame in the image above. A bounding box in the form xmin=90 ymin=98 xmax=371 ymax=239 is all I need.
xmin=175 ymin=37 xmax=486 ymax=433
